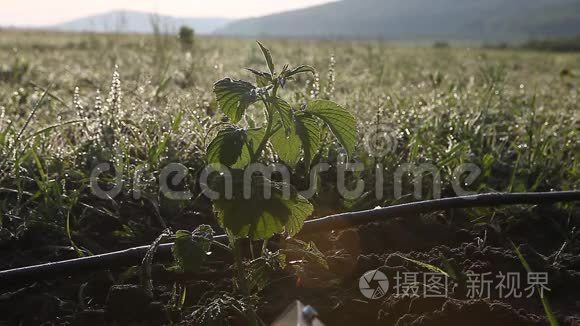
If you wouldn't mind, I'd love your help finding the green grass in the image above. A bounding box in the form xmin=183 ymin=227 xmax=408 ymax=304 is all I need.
xmin=0 ymin=30 xmax=578 ymax=253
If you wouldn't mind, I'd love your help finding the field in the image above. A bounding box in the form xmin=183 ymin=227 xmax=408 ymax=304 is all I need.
xmin=0 ymin=30 xmax=579 ymax=325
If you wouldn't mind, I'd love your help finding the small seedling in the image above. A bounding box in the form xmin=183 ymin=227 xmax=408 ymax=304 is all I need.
xmin=147 ymin=41 xmax=357 ymax=325
xmin=205 ymin=41 xmax=356 ymax=324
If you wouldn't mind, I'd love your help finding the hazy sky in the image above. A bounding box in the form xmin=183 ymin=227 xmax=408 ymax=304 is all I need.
xmin=0 ymin=0 xmax=336 ymax=26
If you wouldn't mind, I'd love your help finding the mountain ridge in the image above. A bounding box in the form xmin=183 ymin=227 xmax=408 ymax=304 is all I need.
xmin=215 ymin=0 xmax=580 ymax=41
xmin=51 ymin=10 xmax=233 ymax=34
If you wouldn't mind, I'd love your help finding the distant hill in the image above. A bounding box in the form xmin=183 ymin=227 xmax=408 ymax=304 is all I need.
xmin=52 ymin=10 xmax=232 ymax=35
xmin=216 ymin=0 xmax=580 ymax=41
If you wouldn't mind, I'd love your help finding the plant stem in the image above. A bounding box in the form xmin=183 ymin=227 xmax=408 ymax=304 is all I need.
xmin=232 ymin=239 xmax=248 ymax=294
xmin=251 ymin=101 xmax=274 ymax=163
xmin=251 ymin=80 xmax=280 ymax=163
xmin=232 ymin=238 xmax=259 ymax=326
xmin=261 ymin=239 xmax=269 ymax=254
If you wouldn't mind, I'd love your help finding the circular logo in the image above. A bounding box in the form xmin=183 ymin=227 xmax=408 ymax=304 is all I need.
xmin=359 ymin=270 xmax=389 ymax=299
xmin=363 ymin=122 xmax=398 ymax=158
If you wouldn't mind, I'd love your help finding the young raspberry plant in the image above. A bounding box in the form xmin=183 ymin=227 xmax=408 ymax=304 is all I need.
xmin=207 ymin=41 xmax=357 ymax=241
xmin=157 ymin=42 xmax=357 ymax=325
xmin=203 ymin=42 xmax=357 ymax=324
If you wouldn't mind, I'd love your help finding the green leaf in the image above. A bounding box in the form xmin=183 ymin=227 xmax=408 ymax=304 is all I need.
xmin=307 ymin=100 xmax=357 ymax=157
xmin=257 ymin=41 xmax=275 ymax=76
xmin=284 ymin=65 xmax=316 ymax=79
xmin=295 ymin=113 xmax=322 ymax=168
xmin=270 ymin=124 xmax=301 ymax=166
xmin=270 ymin=110 xmax=321 ymax=167
xmin=207 ymin=127 xmax=265 ymax=168
xmin=268 ymin=97 xmax=303 ymax=166
xmin=213 ymin=78 xmax=257 ymax=123
xmin=213 ymin=175 xmax=313 ymax=240
xmin=439 ymin=254 xmax=462 ymax=281
xmin=512 ymin=242 xmax=559 ymax=326
xmin=247 ymin=257 xmax=271 ymax=292
xmin=282 ymin=238 xmax=328 ymax=270
xmin=270 ymin=97 xmax=294 ymax=135
xmin=245 ymin=68 xmax=272 ymax=88
xmin=511 ymin=242 xmax=532 ymax=273
xmin=172 ymin=225 xmax=214 ymax=273
xmin=395 ymin=254 xmax=449 ymax=277
xmin=245 ymin=128 xmax=266 ymax=157
xmin=206 ymin=127 xmax=250 ymax=168
xmin=247 ymin=251 xmax=286 ymax=292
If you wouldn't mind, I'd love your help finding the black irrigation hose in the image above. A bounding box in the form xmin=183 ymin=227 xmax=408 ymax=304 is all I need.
xmin=1 ymin=191 xmax=579 ymax=286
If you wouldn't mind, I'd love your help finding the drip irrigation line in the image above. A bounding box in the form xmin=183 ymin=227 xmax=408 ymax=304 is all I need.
xmin=1 ymin=191 xmax=578 ymax=285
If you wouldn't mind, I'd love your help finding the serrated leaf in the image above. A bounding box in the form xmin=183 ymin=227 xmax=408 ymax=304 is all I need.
xmin=247 ymin=257 xmax=271 ymax=292
xmin=213 ymin=78 xmax=257 ymax=123
xmin=307 ymin=100 xmax=357 ymax=157
xmin=257 ymin=41 xmax=275 ymax=76
xmin=247 ymin=251 xmax=286 ymax=292
xmin=270 ymin=97 xmax=294 ymax=135
xmin=285 ymin=65 xmax=316 ymax=79
xmin=282 ymin=238 xmax=328 ymax=270
xmin=245 ymin=127 xmax=266 ymax=157
xmin=207 ymin=127 xmax=265 ymax=168
xmin=270 ymin=124 xmax=302 ymax=166
xmin=295 ymin=113 xmax=322 ymax=168
xmin=246 ymin=68 xmax=272 ymax=88
xmin=213 ymin=175 xmax=313 ymax=240
xmin=206 ymin=127 xmax=250 ymax=168
xmin=280 ymin=64 xmax=290 ymax=75
xmin=268 ymin=97 xmax=303 ymax=166
xmin=270 ymin=110 xmax=321 ymax=167
xmin=172 ymin=226 xmax=214 ymax=273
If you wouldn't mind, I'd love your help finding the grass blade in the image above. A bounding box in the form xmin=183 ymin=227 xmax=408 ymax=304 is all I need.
xmin=511 ymin=241 xmax=559 ymax=326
